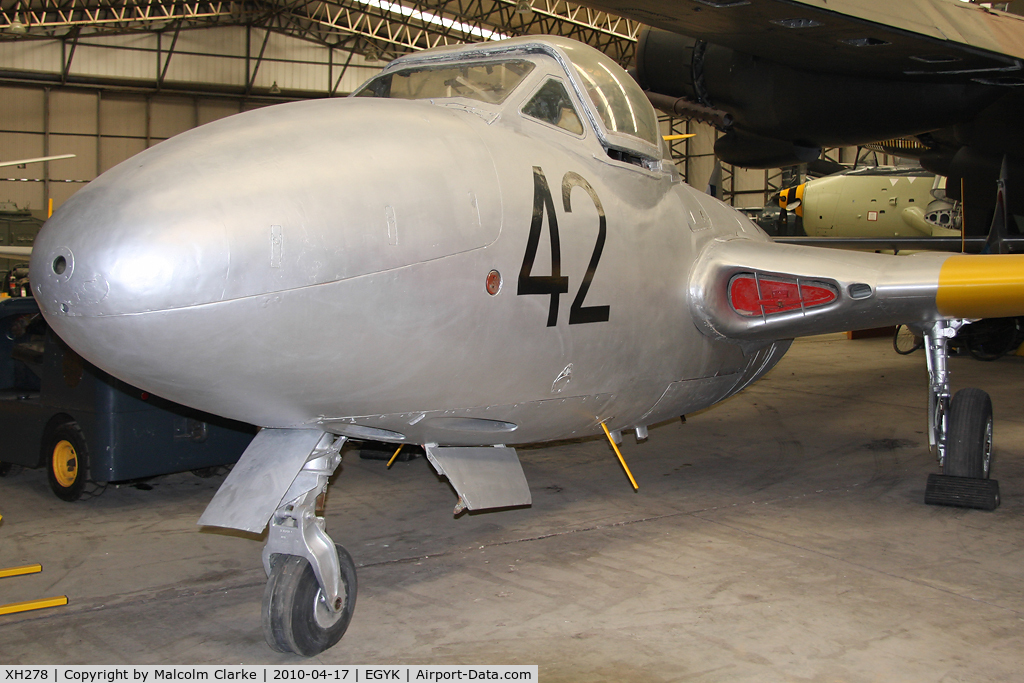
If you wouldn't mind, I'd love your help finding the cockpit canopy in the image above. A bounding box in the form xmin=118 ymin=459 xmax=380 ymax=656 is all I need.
xmin=353 ymin=36 xmax=661 ymax=162
xmin=354 ymin=59 xmax=536 ymax=104
xmin=555 ymin=40 xmax=659 ymax=150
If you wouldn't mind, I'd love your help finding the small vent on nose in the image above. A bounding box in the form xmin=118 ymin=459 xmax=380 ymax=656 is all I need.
xmin=53 ymin=255 xmax=67 ymax=275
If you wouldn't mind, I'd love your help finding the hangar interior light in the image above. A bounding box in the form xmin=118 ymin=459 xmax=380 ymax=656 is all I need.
xmin=352 ymin=0 xmax=511 ymax=42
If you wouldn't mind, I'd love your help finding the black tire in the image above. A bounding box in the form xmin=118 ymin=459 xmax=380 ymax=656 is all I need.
xmin=944 ymin=388 xmax=993 ymax=479
xmin=262 ymin=544 xmax=357 ymax=656
xmin=45 ymin=422 xmax=91 ymax=502
xmin=893 ymin=325 xmax=923 ymax=355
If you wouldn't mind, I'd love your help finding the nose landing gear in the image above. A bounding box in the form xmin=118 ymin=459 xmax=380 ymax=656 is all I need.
xmin=921 ymin=320 xmax=1000 ymax=511
xmin=198 ymin=429 xmax=359 ymax=656
xmin=263 ymin=542 xmax=357 ymax=655
xmin=259 ymin=435 xmax=357 ymax=655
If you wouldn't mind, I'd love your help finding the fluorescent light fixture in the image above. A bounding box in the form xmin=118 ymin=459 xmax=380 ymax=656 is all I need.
xmin=351 ymin=0 xmax=510 ymax=42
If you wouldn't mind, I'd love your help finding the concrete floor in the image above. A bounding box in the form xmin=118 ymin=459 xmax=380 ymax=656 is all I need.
xmin=2 ymin=334 xmax=1024 ymax=681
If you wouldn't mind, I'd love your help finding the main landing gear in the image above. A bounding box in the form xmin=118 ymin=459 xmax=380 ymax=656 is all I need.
xmin=921 ymin=320 xmax=1001 ymax=511
xmin=259 ymin=434 xmax=357 ymax=655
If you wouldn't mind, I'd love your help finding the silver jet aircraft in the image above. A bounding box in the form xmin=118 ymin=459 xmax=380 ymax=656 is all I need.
xmin=27 ymin=36 xmax=1024 ymax=656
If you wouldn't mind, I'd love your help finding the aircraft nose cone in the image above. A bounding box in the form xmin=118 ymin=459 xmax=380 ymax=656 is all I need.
xmin=31 ymin=166 xmax=231 ymax=319
xmin=31 ymin=97 xmax=503 ymax=408
xmin=33 ymin=97 xmax=501 ymax=320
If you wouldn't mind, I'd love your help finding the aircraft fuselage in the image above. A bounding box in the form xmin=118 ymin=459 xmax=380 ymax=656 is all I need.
xmin=31 ymin=40 xmax=782 ymax=447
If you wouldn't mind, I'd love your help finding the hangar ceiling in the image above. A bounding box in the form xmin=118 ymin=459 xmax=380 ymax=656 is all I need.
xmin=0 ymin=0 xmax=641 ymax=66
xmin=0 ymin=0 xmax=788 ymax=214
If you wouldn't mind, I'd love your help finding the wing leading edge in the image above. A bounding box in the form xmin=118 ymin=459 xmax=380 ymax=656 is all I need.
xmin=690 ymin=238 xmax=1024 ymax=342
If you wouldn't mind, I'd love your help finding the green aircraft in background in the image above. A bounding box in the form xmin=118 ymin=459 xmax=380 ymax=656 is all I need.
xmin=762 ymin=166 xmax=959 ymax=241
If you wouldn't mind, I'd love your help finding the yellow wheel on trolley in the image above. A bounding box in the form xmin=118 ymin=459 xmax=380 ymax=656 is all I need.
xmin=51 ymin=440 xmax=78 ymax=488
xmin=45 ymin=422 xmax=90 ymax=502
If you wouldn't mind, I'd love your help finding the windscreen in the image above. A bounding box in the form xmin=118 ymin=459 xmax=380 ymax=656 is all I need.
xmin=355 ymin=59 xmax=536 ymax=105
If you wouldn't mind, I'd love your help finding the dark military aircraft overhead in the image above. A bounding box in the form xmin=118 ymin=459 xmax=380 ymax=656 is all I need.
xmin=580 ymin=0 xmax=1024 ymax=236
xmin=29 ymin=35 xmax=1024 ymax=656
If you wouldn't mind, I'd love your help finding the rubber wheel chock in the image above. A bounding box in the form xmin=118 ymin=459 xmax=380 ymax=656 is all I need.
xmin=924 ymin=473 xmax=1000 ymax=511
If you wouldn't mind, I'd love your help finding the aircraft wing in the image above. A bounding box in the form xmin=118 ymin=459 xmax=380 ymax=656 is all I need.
xmin=690 ymin=238 xmax=1024 ymax=342
xmin=606 ymin=0 xmax=1024 ymax=80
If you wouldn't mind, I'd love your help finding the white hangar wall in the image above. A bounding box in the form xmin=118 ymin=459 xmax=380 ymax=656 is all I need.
xmin=0 ymin=86 xmax=281 ymax=212
xmin=0 ymin=26 xmax=384 ymax=213
xmin=0 ymin=26 xmax=382 ymax=94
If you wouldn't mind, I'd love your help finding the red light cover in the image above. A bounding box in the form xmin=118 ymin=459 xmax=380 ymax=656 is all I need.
xmin=730 ymin=274 xmax=836 ymax=317
xmin=486 ymin=269 xmax=502 ymax=295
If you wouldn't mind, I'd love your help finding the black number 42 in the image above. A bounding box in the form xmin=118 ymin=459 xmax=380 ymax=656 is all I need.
xmin=518 ymin=166 xmax=610 ymax=327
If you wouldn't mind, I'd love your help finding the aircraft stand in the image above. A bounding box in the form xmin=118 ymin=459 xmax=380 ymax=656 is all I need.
xmin=921 ymin=320 xmax=1000 ymax=511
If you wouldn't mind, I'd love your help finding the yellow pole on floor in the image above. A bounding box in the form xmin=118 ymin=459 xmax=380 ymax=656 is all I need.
xmin=386 ymin=444 xmax=404 ymax=468
xmin=0 ymin=560 xmax=70 ymax=615
xmin=0 ymin=596 xmax=68 ymax=616
xmin=600 ymin=422 xmax=638 ymax=491
xmin=0 ymin=564 xmax=41 ymax=579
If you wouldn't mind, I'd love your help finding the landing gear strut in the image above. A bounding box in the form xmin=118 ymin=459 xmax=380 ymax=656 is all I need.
xmin=261 ymin=434 xmax=357 ymax=655
xmin=922 ymin=320 xmax=1001 ymax=511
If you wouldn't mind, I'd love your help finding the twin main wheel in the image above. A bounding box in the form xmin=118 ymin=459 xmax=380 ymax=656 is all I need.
xmin=263 ymin=544 xmax=358 ymax=656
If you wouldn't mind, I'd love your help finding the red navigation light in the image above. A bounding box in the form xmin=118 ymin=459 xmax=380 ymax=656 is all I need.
xmin=730 ymin=274 xmax=836 ymax=317
xmin=485 ymin=269 xmax=502 ymax=295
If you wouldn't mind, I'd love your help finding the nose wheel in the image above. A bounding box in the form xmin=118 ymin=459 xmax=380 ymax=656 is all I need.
xmin=256 ymin=434 xmax=359 ymax=655
xmin=263 ymin=543 xmax=357 ymax=655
